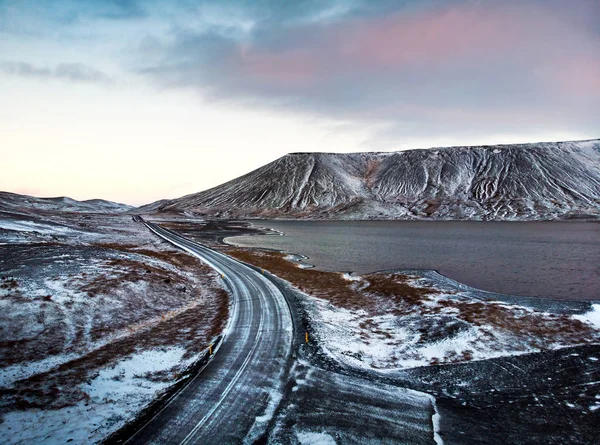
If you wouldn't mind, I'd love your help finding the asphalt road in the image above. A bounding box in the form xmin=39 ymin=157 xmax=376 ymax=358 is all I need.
xmin=125 ymin=222 xmax=293 ymax=444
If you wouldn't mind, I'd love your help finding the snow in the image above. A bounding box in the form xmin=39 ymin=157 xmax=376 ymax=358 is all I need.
xmin=419 ymin=330 xmax=478 ymax=361
xmin=87 ymin=347 xmax=191 ymax=401
xmin=245 ymin=362 xmax=289 ymax=442
xmin=574 ymin=304 xmax=600 ymax=329
xmin=296 ymin=431 xmax=337 ymax=445
xmin=0 ymin=211 xmax=226 ymax=444
xmin=0 ymin=348 xmax=199 ymax=445
xmin=341 ymin=272 xmax=361 ymax=281
xmin=429 ymin=395 xmax=444 ymax=445
xmin=0 ymin=272 xmax=172 ymax=386
xmin=1 ymin=352 xmax=84 ymax=388
xmin=0 ymin=219 xmax=75 ymax=234
xmin=300 ymin=280 xmax=600 ymax=372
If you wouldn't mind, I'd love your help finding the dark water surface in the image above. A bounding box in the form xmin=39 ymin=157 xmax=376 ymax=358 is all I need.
xmin=228 ymin=221 xmax=600 ymax=301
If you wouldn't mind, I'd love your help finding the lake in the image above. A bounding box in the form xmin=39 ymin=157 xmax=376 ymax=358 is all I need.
xmin=227 ymin=221 xmax=600 ymax=301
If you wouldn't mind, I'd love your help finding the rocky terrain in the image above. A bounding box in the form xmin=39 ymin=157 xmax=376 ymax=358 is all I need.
xmin=139 ymin=139 xmax=600 ymax=220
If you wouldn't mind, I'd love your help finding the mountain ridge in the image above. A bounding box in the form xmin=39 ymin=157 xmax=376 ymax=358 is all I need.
xmin=138 ymin=139 xmax=600 ymax=220
xmin=0 ymin=191 xmax=133 ymax=215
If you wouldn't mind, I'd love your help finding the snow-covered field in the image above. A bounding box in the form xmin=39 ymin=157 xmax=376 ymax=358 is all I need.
xmin=306 ymin=287 xmax=600 ymax=371
xmin=1 ymin=348 xmax=203 ymax=444
xmin=227 ymin=249 xmax=600 ymax=373
xmin=0 ymin=206 xmax=228 ymax=443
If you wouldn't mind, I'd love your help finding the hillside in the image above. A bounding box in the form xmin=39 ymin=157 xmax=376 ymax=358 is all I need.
xmin=139 ymin=139 xmax=600 ymax=220
xmin=0 ymin=191 xmax=132 ymax=215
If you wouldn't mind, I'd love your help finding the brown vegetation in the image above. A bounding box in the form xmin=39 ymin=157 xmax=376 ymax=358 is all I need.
xmin=93 ymin=243 xmax=205 ymax=270
xmin=227 ymin=248 xmax=398 ymax=311
xmin=3 ymin=289 xmax=228 ymax=411
xmin=1 ymin=240 xmax=231 ymax=413
xmin=0 ymin=276 xmax=19 ymax=289
xmin=227 ymin=248 xmax=432 ymax=315
xmin=226 ymin=247 xmax=599 ymax=350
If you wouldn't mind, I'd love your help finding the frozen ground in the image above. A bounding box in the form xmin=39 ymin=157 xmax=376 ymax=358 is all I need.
xmin=402 ymin=343 xmax=600 ymax=444
xmin=1 ymin=348 xmax=203 ymax=444
xmin=0 ymin=203 xmax=228 ymax=443
xmin=224 ymin=244 xmax=600 ymax=444
xmin=226 ymin=249 xmax=600 ymax=373
xmin=304 ymin=279 xmax=600 ymax=371
xmin=5 ymin=211 xmax=594 ymax=444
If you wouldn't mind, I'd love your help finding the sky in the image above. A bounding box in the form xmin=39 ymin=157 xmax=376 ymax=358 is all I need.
xmin=1 ymin=0 xmax=598 ymax=206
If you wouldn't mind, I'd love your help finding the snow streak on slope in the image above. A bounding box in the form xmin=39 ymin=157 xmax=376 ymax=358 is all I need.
xmin=140 ymin=139 xmax=600 ymax=220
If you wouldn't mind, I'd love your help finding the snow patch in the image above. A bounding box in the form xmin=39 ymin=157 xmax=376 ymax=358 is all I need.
xmin=0 ymin=219 xmax=74 ymax=234
xmin=429 ymin=396 xmax=444 ymax=445
xmin=0 ymin=348 xmax=197 ymax=444
xmin=574 ymin=304 xmax=600 ymax=329
xmin=342 ymin=272 xmax=361 ymax=281
xmin=296 ymin=431 xmax=337 ymax=445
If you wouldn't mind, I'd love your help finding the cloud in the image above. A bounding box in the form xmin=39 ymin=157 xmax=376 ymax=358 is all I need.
xmin=135 ymin=0 xmax=600 ymax=141
xmin=0 ymin=61 xmax=114 ymax=85
xmin=1 ymin=0 xmax=598 ymax=144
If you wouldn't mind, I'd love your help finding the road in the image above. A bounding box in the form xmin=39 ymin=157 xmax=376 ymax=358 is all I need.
xmin=125 ymin=221 xmax=293 ymax=444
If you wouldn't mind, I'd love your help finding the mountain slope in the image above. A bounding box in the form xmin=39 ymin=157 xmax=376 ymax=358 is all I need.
xmin=140 ymin=139 xmax=600 ymax=220
xmin=0 ymin=191 xmax=132 ymax=215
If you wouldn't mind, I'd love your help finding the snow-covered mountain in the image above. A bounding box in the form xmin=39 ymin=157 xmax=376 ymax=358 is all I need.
xmin=140 ymin=139 xmax=600 ymax=220
xmin=0 ymin=191 xmax=132 ymax=215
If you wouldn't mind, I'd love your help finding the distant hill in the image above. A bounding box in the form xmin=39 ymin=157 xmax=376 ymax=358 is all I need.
xmin=138 ymin=139 xmax=600 ymax=220
xmin=0 ymin=191 xmax=132 ymax=215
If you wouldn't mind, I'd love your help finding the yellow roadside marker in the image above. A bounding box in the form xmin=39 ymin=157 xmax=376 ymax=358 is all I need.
xmin=209 ymin=344 xmax=213 ymax=355
xmin=221 ymin=273 xmax=225 ymax=279
xmin=305 ymin=332 xmax=309 ymax=344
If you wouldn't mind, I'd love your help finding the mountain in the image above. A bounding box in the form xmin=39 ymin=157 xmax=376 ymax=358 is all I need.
xmin=0 ymin=191 xmax=133 ymax=215
xmin=139 ymin=139 xmax=600 ymax=220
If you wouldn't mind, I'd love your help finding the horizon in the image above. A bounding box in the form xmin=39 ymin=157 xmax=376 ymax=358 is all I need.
xmin=2 ymin=135 xmax=599 ymax=206
xmin=2 ymin=0 xmax=599 ymax=206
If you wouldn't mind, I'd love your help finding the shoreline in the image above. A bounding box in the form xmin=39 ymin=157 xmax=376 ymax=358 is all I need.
xmin=222 ymin=219 xmax=600 ymax=301
xmin=223 ymin=221 xmax=597 ymax=309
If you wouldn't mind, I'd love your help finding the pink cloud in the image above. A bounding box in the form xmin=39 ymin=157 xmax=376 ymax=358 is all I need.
xmin=236 ymin=1 xmax=599 ymax=89
xmin=553 ymin=58 xmax=600 ymax=97
xmin=238 ymin=46 xmax=317 ymax=87
xmin=334 ymin=6 xmax=521 ymax=69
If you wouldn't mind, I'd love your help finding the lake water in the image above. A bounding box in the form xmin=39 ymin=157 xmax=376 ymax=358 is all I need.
xmin=227 ymin=221 xmax=600 ymax=301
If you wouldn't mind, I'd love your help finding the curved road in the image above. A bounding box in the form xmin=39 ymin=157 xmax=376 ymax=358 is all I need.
xmin=126 ymin=221 xmax=293 ymax=444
